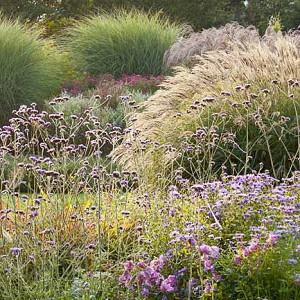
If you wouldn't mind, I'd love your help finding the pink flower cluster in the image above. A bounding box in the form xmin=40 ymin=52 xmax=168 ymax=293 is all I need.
xmin=119 ymin=74 xmax=164 ymax=92
xmin=234 ymin=233 xmax=281 ymax=265
xmin=119 ymin=255 xmax=180 ymax=297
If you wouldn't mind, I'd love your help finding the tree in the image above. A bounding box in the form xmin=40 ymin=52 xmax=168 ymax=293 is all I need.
xmin=245 ymin=0 xmax=300 ymax=32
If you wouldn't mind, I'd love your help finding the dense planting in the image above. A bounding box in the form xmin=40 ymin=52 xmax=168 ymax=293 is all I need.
xmin=115 ymin=34 xmax=300 ymax=184
xmin=66 ymin=10 xmax=182 ymax=77
xmin=0 ymin=6 xmax=299 ymax=300
xmin=0 ymin=16 xmax=66 ymax=125
xmin=0 ymin=107 xmax=300 ymax=298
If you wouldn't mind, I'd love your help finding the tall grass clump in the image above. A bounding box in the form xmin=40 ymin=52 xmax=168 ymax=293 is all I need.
xmin=164 ymin=22 xmax=261 ymax=68
xmin=114 ymin=33 xmax=300 ymax=184
xmin=66 ymin=10 xmax=182 ymax=77
xmin=0 ymin=16 xmax=66 ymax=125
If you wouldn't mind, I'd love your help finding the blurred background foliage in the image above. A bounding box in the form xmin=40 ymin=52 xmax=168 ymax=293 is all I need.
xmin=1 ymin=0 xmax=299 ymax=36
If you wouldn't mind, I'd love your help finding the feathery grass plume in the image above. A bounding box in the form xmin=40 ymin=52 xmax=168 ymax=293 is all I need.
xmin=113 ymin=33 xmax=300 ymax=184
xmin=163 ymin=22 xmax=261 ymax=68
xmin=66 ymin=9 xmax=183 ymax=77
xmin=0 ymin=15 xmax=66 ymax=124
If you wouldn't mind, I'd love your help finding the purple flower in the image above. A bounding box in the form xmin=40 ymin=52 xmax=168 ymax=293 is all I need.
xmin=160 ymin=275 xmax=177 ymax=293
xmin=138 ymin=267 xmax=163 ymax=288
xmin=203 ymin=258 xmax=214 ymax=272
xmin=212 ymin=272 xmax=222 ymax=282
xmin=204 ymin=280 xmax=212 ymax=294
xmin=199 ymin=244 xmax=220 ymax=259
xmin=199 ymin=244 xmax=211 ymax=255
xmin=288 ymin=258 xmax=298 ymax=265
xmin=141 ymin=287 xmax=150 ymax=297
xmin=266 ymin=232 xmax=280 ymax=246
xmin=10 ymin=247 xmax=22 ymax=256
xmin=248 ymin=239 xmax=259 ymax=253
xmin=234 ymin=255 xmax=242 ymax=265
xmin=175 ymin=267 xmax=187 ymax=277
xmin=150 ymin=255 xmax=165 ymax=272
xmin=119 ymin=271 xmax=132 ymax=287
xmin=210 ymin=246 xmax=220 ymax=259
xmin=124 ymin=260 xmax=135 ymax=271
xmin=137 ymin=261 xmax=147 ymax=268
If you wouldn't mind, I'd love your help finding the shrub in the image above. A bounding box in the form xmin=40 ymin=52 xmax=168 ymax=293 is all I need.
xmin=164 ymin=22 xmax=261 ymax=68
xmin=92 ymin=0 xmax=245 ymax=32
xmin=0 ymin=16 xmax=66 ymax=125
xmin=114 ymin=33 xmax=300 ymax=183
xmin=66 ymin=9 xmax=182 ymax=77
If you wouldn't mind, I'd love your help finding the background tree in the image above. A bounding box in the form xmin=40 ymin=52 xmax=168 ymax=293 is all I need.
xmin=245 ymin=0 xmax=300 ymax=32
xmin=0 ymin=0 xmax=299 ymax=34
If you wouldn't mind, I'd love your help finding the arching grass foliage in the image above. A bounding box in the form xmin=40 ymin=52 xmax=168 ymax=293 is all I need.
xmin=0 ymin=16 xmax=66 ymax=124
xmin=66 ymin=9 xmax=183 ymax=77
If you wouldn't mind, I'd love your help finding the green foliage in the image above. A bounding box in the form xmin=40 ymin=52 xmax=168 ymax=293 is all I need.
xmin=94 ymin=0 xmax=235 ymax=30
xmin=2 ymin=0 xmax=299 ymax=34
xmin=114 ymin=35 xmax=300 ymax=184
xmin=52 ymin=94 xmax=127 ymax=128
xmin=175 ymin=89 xmax=300 ymax=181
xmin=220 ymin=238 xmax=300 ymax=300
xmin=269 ymin=15 xmax=284 ymax=33
xmin=66 ymin=10 xmax=182 ymax=77
xmin=0 ymin=16 xmax=66 ymax=124
xmin=245 ymin=0 xmax=300 ymax=33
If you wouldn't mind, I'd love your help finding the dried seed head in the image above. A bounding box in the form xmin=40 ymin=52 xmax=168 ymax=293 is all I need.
xmin=235 ymin=85 xmax=243 ymax=91
xmin=220 ymin=91 xmax=232 ymax=97
xmin=250 ymin=93 xmax=258 ymax=99
xmin=262 ymin=89 xmax=270 ymax=94
xmin=202 ymin=97 xmax=215 ymax=103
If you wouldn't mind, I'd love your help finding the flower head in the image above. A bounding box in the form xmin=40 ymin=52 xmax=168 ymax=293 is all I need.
xmin=160 ymin=275 xmax=177 ymax=293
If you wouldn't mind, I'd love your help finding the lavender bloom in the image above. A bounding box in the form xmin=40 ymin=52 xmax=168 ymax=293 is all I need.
xmin=10 ymin=247 xmax=22 ymax=256
xmin=203 ymin=258 xmax=214 ymax=272
xmin=119 ymin=271 xmax=132 ymax=288
xmin=199 ymin=244 xmax=211 ymax=255
xmin=160 ymin=275 xmax=177 ymax=293
xmin=199 ymin=244 xmax=220 ymax=259
xmin=124 ymin=260 xmax=135 ymax=272
xmin=138 ymin=267 xmax=163 ymax=287
xmin=266 ymin=232 xmax=280 ymax=246
xmin=141 ymin=287 xmax=150 ymax=297
xmin=150 ymin=255 xmax=166 ymax=272
xmin=234 ymin=255 xmax=242 ymax=265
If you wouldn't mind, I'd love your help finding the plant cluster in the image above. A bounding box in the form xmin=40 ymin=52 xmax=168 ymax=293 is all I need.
xmin=66 ymin=10 xmax=182 ymax=77
xmin=0 ymin=16 xmax=66 ymax=125
xmin=164 ymin=22 xmax=261 ymax=68
xmin=3 ymin=0 xmax=300 ymax=34
xmin=1 ymin=112 xmax=300 ymax=298
xmin=0 ymin=6 xmax=299 ymax=300
xmin=114 ymin=34 xmax=300 ymax=184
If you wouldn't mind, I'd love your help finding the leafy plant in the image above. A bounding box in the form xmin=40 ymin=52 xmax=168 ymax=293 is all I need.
xmin=164 ymin=22 xmax=261 ymax=68
xmin=114 ymin=33 xmax=300 ymax=183
xmin=0 ymin=15 xmax=66 ymax=124
xmin=66 ymin=9 xmax=182 ymax=77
